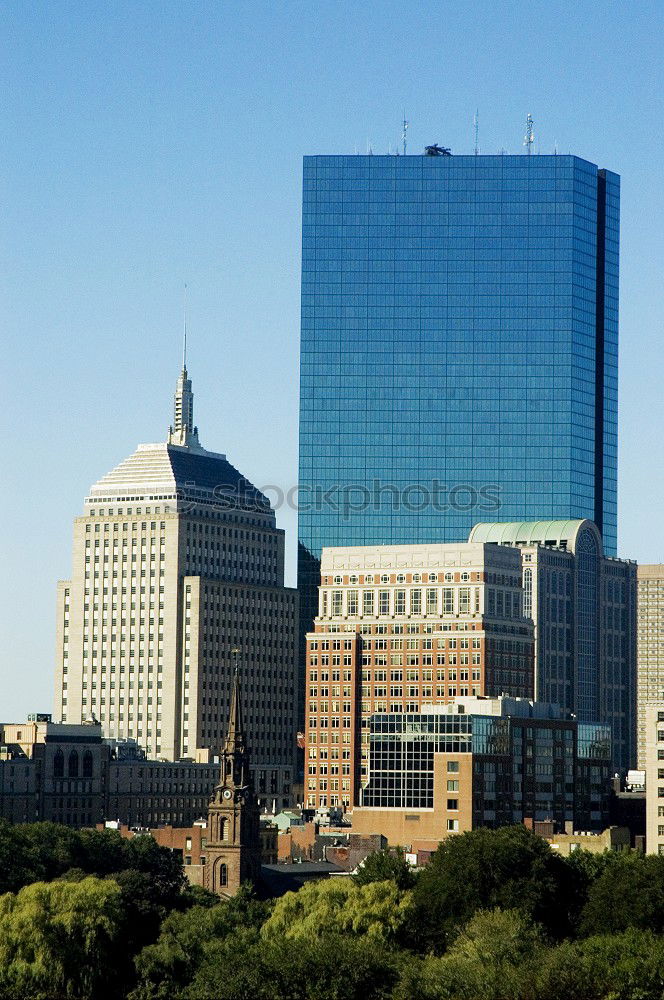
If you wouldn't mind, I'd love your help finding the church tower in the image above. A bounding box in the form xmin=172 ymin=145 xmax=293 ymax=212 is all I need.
xmin=204 ymin=667 xmax=261 ymax=896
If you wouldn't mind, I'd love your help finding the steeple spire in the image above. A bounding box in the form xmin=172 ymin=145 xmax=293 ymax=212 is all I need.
xmin=215 ymin=653 xmax=250 ymax=791
xmin=224 ymin=658 xmax=247 ymax=756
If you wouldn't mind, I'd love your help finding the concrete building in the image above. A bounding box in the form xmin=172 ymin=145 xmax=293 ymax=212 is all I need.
xmin=55 ymin=364 xmax=297 ymax=806
xmin=0 ymin=716 xmax=218 ymax=828
xmin=351 ymin=696 xmax=611 ymax=851
xmin=644 ymin=703 xmax=664 ymax=854
xmin=637 ymin=565 xmax=664 ymax=768
xmin=469 ymin=520 xmax=637 ymax=773
xmin=305 ymin=543 xmax=535 ymax=809
xmin=545 ymin=826 xmax=631 ymax=856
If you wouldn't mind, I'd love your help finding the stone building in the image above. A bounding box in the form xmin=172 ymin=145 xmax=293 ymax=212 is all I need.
xmin=0 ymin=717 xmax=218 ymax=828
xmin=644 ymin=703 xmax=664 ymax=855
xmin=468 ymin=520 xmax=637 ymax=773
xmin=636 ymin=565 xmax=664 ymax=769
xmin=54 ymin=363 xmax=297 ymax=806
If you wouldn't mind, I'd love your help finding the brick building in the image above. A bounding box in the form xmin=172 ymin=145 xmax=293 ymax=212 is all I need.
xmin=305 ymin=543 xmax=535 ymax=809
xmin=351 ymin=696 xmax=612 ymax=850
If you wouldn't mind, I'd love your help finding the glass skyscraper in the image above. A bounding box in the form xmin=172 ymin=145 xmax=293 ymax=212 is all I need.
xmin=298 ymin=152 xmax=619 ymax=632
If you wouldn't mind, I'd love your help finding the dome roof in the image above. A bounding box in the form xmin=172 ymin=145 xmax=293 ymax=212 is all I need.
xmin=468 ymin=519 xmax=602 ymax=555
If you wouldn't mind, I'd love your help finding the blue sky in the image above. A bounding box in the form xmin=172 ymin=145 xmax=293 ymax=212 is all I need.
xmin=2 ymin=0 xmax=664 ymax=720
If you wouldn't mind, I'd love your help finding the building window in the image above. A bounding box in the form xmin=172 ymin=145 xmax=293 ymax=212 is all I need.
xmin=82 ymin=751 xmax=93 ymax=778
xmin=68 ymin=751 xmax=79 ymax=778
xmin=523 ymin=568 xmax=533 ymax=618
xmin=219 ymin=863 xmax=228 ymax=886
xmin=447 ymin=819 xmax=459 ymax=832
xmin=53 ymin=750 xmax=64 ymax=778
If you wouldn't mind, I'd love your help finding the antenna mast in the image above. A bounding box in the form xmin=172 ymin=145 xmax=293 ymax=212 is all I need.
xmin=182 ymin=283 xmax=188 ymax=370
xmin=401 ymin=113 xmax=408 ymax=156
xmin=474 ymin=109 xmax=479 ymax=156
xmin=524 ymin=113 xmax=534 ymax=155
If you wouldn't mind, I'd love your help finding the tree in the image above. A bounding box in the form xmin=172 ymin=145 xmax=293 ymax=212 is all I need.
xmin=534 ymin=928 xmax=664 ymax=1000
xmin=394 ymin=909 xmax=543 ymax=1000
xmin=353 ymin=848 xmax=416 ymax=890
xmin=409 ymin=825 xmax=575 ymax=953
xmin=0 ymin=876 xmax=124 ymax=1000
xmin=131 ymin=886 xmax=269 ymax=1000
xmin=0 ymin=822 xmax=185 ymax=904
xmin=186 ymin=933 xmax=402 ymax=1000
xmin=261 ymin=877 xmax=412 ymax=945
xmin=579 ymin=852 xmax=664 ymax=936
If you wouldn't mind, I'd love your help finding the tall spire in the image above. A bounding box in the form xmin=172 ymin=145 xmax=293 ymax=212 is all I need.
xmin=215 ymin=654 xmax=250 ymax=791
xmin=173 ymin=367 xmax=195 ymax=435
xmin=167 ymin=293 xmax=200 ymax=448
xmin=224 ymin=659 xmax=246 ymax=755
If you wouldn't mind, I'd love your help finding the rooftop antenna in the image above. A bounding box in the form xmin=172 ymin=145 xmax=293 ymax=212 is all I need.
xmin=182 ymin=283 xmax=188 ymax=370
xmin=524 ymin=113 xmax=534 ymax=155
xmin=401 ymin=112 xmax=408 ymax=156
xmin=474 ymin=109 xmax=479 ymax=155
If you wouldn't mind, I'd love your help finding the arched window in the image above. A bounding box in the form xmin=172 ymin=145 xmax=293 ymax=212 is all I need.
xmin=82 ymin=751 xmax=93 ymax=778
xmin=68 ymin=750 xmax=79 ymax=778
xmin=53 ymin=749 xmax=64 ymax=777
xmin=220 ymin=819 xmax=229 ymax=842
xmin=219 ymin=863 xmax=227 ymax=887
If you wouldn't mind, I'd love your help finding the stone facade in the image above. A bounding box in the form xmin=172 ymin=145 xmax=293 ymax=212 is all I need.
xmin=469 ymin=521 xmax=637 ymax=774
xmin=0 ymin=719 xmax=217 ymax=828
xmin=637 ymin=565 xmax=664 ymax=769
xmin=54 ymin=366 xmax=297 ymax=807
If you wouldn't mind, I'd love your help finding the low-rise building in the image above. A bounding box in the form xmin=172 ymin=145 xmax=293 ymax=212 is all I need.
xmin=545 ymin=826 xmax=631 ymax=856
xmin=0 ymin=717 xmax=218 ymax=828
xmin=351 ymin=696 xmax=611 ymax=851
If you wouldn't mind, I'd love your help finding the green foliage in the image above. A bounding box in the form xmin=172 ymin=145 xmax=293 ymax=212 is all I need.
xmin=353 ymin=847 xmax=416 ymax=889
xmin=0 ymin=876 xmax=124 ymax=1000
xmin=534 ymin=928 xmax=664 ymax=1000
xmin=5 ymin=822 xmax=664 ymax=1000
xmin=261 ymin=877 xmax=412 ymax=944
xmin=185 ymin=933 xmax=402 ymax=1000
xmin=130 ymin=885 xmax=270 ymax=1000
xmin=410 ymin=825 xmax=575 ymax=953
xmin=394 ymin=909 xmax=543 ymax=1000
xmin=579 ymin=852 xmax=664 ymax=936
xmin=0 ymin=820 xmax=185 ymax=900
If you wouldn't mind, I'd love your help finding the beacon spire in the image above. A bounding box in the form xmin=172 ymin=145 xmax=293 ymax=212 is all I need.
xmin=168 ymin=289 xmax=200 ymax=448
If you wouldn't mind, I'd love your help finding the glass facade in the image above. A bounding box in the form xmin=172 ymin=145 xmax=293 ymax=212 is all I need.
xmin=298 ymin=153 xmax=619 ymax=646
xmin=361 ymin=707 xmax=610 ymax=830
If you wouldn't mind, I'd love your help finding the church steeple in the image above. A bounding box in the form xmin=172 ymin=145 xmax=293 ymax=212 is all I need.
xmin=216 ymin=665 xmax=250 ymax=792
xmin=205 ymin=661 xmax=261 ymax=896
